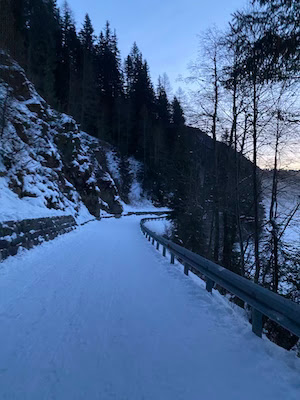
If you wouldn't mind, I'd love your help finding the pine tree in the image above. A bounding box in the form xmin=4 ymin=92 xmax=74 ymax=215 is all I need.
xmin=55 ymin=1 xmax=81 ymax=116
xmin=22 ymin=0 xmax=61 ymax=105
xmin=95 ymin=22 xmax=124 ymax=143
xmin=171 ymin=96 xmax=185 ymax=126
xmin=124 ymin=43 xmax=155 ymax=157
xmin=99 ymin=22 xmax=119 ymax=97
xmin=156 ymin=76 xmax=171 ymax=126
xmin=0 ymin=0 xmax=25 ymax=61
xmin=254 ymin=0 xmax=299 ymax=76
xmin=79 ymin=13 xmax=95 ymax=52
xmin=78 ymin=13 xmax=97 ymax=134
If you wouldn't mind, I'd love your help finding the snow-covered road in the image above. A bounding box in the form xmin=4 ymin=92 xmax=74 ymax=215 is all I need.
xmin=0 ymin=216 xmax=299 ymax=400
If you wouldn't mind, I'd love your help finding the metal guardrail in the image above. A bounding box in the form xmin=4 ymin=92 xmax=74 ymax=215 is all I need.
xmin=141 ymin=216 xmax=300 ymax=339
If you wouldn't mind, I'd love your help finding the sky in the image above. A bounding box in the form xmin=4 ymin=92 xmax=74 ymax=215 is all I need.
xmin=58 ymin=0 xmax=247 ymax=91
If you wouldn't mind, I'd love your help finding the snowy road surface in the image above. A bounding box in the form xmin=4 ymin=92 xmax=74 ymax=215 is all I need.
xmin=0 ymin=217 xmax=299 ymax=400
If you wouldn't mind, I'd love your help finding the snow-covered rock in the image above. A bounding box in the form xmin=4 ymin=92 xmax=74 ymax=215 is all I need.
xmin=0 ymin=52 xmax=146 ymax=223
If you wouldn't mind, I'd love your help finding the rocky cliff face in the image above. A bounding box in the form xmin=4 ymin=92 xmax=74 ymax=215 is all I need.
xmin=0 ymin=52 xmax=140 ymax=222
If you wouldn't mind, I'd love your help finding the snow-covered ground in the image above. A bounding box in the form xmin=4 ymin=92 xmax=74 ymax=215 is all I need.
xmin=0 ymin=177 xmax=92 ymax=224
xmin=262 ymin=173 xmax=300 ymax=249
xmin=0 ymin=216 xmax=299 ymax=400
xmin=122 ymin=201 xmax=170 ymax=214
xmin=144 ymin=218 xmax=174 ymax=236
xmin=105 ymin=149 xmax=170 ymax=214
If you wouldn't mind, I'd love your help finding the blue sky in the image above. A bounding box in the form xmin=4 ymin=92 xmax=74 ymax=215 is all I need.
xmin=58 ymin=0 xmax=247 ymax=90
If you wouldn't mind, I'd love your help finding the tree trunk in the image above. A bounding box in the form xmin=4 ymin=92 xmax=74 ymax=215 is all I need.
xmin=270 ymin=111 xmax=280 ymax=292
xmin=252 ymin=78 xmax=261 ymax=284
xmin=212 ymin=53 xmax=220 ymax=263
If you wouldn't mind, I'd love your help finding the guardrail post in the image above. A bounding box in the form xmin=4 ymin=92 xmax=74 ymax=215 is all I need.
xmin=206 ymin=279 xmax=214 ymax=293
xmin=152 ymin=238 xmax=155 ymax=245
xmin=148 ymin=235 xmax=151 ymax=242
xmin=252 ymin=308 xmax=263 ymax=338
xmin=170 ymin=253 xmax=175 ymax=264
xmin=163 ymin=247 xmax=166 ymax=257
xmin=156 ymin=242 xmax=159 ymax=250
xmin=184 ymin=263 xmax=189 ymax=276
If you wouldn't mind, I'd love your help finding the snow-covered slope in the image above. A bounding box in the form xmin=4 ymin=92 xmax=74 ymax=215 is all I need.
xmin=260 ymin=171 xmax=300 ymax=300
xmin=262 ymin=171 xmax=300 ymax=249
xmin=0 ymin=51 xmax=150 ymax=223
xmin=144 ymin=218 xmax=174 ymax=236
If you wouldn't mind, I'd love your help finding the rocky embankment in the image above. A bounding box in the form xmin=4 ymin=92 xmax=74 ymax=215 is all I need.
xmin=0 ymin=51 xmax=141 ymax=223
